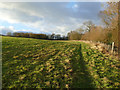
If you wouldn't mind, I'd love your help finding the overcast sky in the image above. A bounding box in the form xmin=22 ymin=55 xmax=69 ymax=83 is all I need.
xmin=0 ymin=2 xmax=103 ymax=36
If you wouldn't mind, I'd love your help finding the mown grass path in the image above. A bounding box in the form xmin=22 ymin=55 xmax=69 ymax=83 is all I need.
xmin=2 ymin=36 xmax=120 ymax=88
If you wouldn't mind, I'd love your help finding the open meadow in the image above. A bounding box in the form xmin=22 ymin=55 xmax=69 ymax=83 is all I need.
xmin=2 ymin=36 xmax=120 ymax=88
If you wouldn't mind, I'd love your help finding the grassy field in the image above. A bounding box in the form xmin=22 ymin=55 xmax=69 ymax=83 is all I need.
xmin=2 ymin=36 xmax=120 ymax=88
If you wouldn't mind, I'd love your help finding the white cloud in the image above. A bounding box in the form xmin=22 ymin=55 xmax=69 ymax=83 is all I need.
xmin=8 ymin=26 xmax=14 ymax=30
xmin=0 ymin=2 xmax=102 ymax=35
xmin=14 ymin=29 xmax=33 ymax=32
xmin=0 ymin=26 xmax=5 ymax=29
xmin=73 ymin=4 xmax=78 ymax=8
xmin=0 ymin=25 xmax=33 ymax=35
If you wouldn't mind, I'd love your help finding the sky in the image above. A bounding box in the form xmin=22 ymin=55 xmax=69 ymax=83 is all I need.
xmin=0 ymin=2 xmax=103 ymax=36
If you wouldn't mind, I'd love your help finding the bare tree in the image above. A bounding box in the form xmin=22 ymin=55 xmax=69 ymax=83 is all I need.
xmin=99 ymin=2 xmax=119 ymax=47
xmin=83 ymin=21 xmax=95 ymax=32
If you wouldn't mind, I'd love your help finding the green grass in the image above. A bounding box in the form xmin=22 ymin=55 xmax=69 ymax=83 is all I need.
xmin=2 ymin=36 xmax=120 ymax=88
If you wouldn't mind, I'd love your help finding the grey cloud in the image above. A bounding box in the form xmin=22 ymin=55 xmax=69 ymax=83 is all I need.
xmin=0 ymin=27 xmax=13 ymax=35
xmin=0 ymin=2 xmax=102 ymax=35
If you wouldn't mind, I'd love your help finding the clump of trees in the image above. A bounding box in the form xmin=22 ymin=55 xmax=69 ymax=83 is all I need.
xmin=67 ymin=31 xmax=83 ymax=40
xmin=82 ymin=26 xmax=104 ymax=41
xmin=48 ymin=33 xmax=68 ymax=40
xmin=11 ymin=32 xmax=48 ymax=39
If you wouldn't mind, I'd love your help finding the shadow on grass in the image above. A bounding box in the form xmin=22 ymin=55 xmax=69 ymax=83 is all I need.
xmin=70 ymin=44 xmax=95 ymax=88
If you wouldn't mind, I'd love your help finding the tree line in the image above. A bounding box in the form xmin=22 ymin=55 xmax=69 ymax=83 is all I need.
xmin=7 ymin=32 xmax=68 ymax=40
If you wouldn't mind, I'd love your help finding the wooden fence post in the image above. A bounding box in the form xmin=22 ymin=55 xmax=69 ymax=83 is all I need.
xmin=111 ymin=42 xmax=114 ymax=53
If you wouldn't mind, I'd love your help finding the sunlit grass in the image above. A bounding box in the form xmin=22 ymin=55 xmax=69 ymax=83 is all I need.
xmin=2 ymin=36 xmax=120 ymax=88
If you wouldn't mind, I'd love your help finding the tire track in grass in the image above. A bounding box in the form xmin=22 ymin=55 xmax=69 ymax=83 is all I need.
xmin=70 ymin=44 xmax=95 ymax=88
